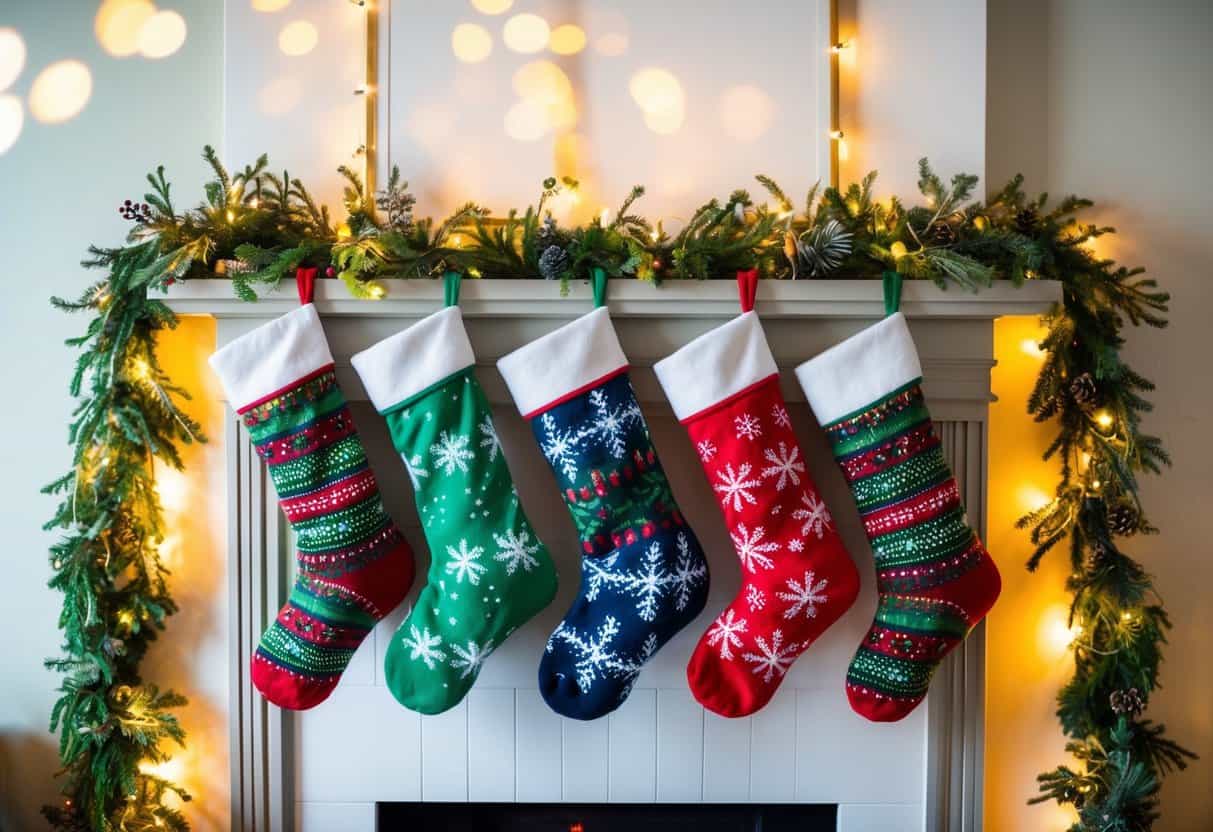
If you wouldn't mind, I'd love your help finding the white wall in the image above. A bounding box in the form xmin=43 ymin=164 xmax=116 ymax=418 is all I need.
xmin=0 ymin=2 xmax=226 ymax=829
xmin=985 ymin=1 xmax=1213 ymax=830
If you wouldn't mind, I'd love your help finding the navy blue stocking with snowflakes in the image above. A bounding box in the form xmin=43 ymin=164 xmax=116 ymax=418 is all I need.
xmin=497 ymin=296 xmax=710 ymax=721
xmin=531 ymin=371 xmax=709 ymax=719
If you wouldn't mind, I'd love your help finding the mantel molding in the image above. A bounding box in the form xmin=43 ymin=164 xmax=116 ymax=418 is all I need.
xmin=163 ymin=278 xmax=1060 ymax=319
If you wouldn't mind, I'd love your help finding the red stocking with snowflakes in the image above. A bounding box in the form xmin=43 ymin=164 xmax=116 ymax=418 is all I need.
xmin=654 ymin=271 xmax=860 ymax=717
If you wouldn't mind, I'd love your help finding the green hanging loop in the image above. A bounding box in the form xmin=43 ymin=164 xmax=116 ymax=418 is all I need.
xmin=443 ymin=270 xmax=462 ymax=308
xmin=591 ymin=267 xmax=608 ymax=308
xmin=883 ymin=270 xmax=903 ymax=316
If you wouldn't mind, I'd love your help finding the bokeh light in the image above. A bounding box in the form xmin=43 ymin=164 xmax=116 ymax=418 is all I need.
xmin=0 ymin=28 xmax=26 ymax=92
xmin=719 ymin=84 xmax=775 ymax=143
xmin=504 ymin=97 xmax=549 ymax=142
xmin=95 ymin=0 xmax=156 ymax=57
xmin=451 ymin=22 xmax=492 ymax=63
xmin=594 ymin=31 xmax=629 ymax=57
xmin=258 ymin=77 xmax=303 ymax=116
xmin=503 ymin=13 xmax=549 ymax=54
xmin=252 ymin=0 xmax=292 ymax=10
xmin=629 ymin=67 xmax=685 ymax=135
xmin=28 ymin=60 xmax=93 ymax=124
xmin=0 ymin=94 xmax=23 ymax=155
xmin=512 ymin=60 xmax=572 ymax=105
xmin=549 ymin=24 xmax=586 ymax=56
xmin=470 ymin=0 xmax=513 ymax=13
xmin=278 ymin=20 xmax=319 ymax=56
xmin=137 ymin=10 xmax=188 ymax=59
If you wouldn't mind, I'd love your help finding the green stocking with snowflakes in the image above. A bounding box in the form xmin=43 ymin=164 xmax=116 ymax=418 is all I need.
xmin=351 ymin=282 xmax=557 ymax=714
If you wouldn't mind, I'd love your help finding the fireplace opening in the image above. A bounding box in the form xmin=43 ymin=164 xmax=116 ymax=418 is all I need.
xmin=376 ymin=802 xmax=837 ymax=832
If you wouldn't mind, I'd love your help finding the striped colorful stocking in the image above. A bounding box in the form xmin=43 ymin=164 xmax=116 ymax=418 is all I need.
xmin=210 ymin=304 xmax=415 ymax=710
xmin=795 ymin=308 xmax=1001 ymax=722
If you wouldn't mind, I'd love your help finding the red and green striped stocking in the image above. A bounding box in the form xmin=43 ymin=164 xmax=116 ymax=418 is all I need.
xmin=795 ymin=288 xmax=1001 ymax=722
xmin=210 ymin=304 xmax=415 ymax=710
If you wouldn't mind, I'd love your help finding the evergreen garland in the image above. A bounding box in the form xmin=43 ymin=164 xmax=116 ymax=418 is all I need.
xmin=45 ymin=149 xmax=1192 ymax=830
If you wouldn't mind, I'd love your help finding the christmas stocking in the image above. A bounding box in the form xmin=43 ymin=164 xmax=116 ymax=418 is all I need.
xmin=793 ymin=277 xmax=1001 ymax=722
xmin=350 ymin=279 xmax=557 ymax=714
xmin=654 ymin=271 xmax=859 ymax=717
xmin=209 ymin=303 xmax=415 ymax=710
xmin=496 ymin=272 xmax=710 ymax=720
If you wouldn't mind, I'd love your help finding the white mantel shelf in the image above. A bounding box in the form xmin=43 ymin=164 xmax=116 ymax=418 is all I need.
xmin=163 ymin=277 xmax=1061 ymax=318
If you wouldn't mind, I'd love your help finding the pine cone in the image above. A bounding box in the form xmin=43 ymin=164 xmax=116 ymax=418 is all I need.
xmin=1107 ymin=503 xmax=1139 ymax=536
xmin=538 ymin=244 xmax=569 ymax=281
xmin=929 ymin=222 xmax=958 ymax=246
xmin=1015 ymin=206 xmax=1040 ymax=234
xmin=1110 ymin=687 xmax=1144 ymax=717
xmin=1069 ymin=372 xmax=1098 ymax=411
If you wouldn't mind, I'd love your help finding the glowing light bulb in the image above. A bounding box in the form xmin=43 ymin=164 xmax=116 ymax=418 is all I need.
xmin=1020 ymin=338 xmax=1046 ymax=359
xmin=1095 ymin=410 xmax=1114 ymax=430
xmin=367 ymin=282 xmax=386 ymax=299
xmin=650 ymin=227 xmax=660 ymax=242
xmin=225 ymin=209 xmax=235 ymax=222
xmin=830 ymin=40 xmax=852 ymax=54
xmin=828 ymin=128 xmax=845 ymax=141
xmin=889 ymin=241 xmax=908 ymax=260
xmin=599 ymin=207 xmax=610 ymax=225
xmin=336 ymin=223 xmax=352 ymax=240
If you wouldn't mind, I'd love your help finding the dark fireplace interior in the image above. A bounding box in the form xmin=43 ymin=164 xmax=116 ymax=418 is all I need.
xmin=376 ymin=802 xmax=837 ymax=832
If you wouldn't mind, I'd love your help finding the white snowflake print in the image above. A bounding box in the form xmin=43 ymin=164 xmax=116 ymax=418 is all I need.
xmin=706 ymin=609 xmax=748 ymax=661
xmin=444 ymin=539 xmax=487 ymax=585
xmin=430 ymin=430 xmax=475 ymax=476
xmin=760 ymin=441 xmax=806 ymax=491
xmin=734 ymin=412 xmax=763 ymax=440
xmin=581 ymin=533 xmax=707 ymax=621
xmin=478 ymin=415 xmax=502 ymax=462
xmin=696 ymin=439 xmax=718 ymax=462
xmin=776 ymin=570 xmax=829 ymax=620
xmin=492 ymin=527 xmax=542 ymax=575
xmin=586 ymin=387 xmax=643 ymax=458
xmin=787 ymin=538 xmax=805 ymax=553
xmin=449 ymin=639 xmax=493 ymax=679
xmin=742 ymin=629 xmax=799 ymax=683
xmin=400 ymin=624 xmax=446 ymax=669
xmin=745 ymin=584 xmax=767 ymax=611
xmin=792 ymin=491 xmax=834 ymax=539
xmin=713 ymin=462 xmax=761 ymax=512
xmin=546 ymin=616 xmax=653 ymax=693
xmin=731 ymin=523 xmax=780 ymax=573
xmin=539 ymin=412 xmax=582 ymax=481
xmin=403 ymin=453 xmax=429 ymax=490
xmin=771 ymin=404 xmax=792 ymax=429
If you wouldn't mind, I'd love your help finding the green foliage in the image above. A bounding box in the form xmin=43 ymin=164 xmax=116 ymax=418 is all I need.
xmin=52 ymin=149 xmax=1192 ymax=830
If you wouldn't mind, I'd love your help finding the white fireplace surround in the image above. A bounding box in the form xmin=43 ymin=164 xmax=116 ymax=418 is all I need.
xmin=164 ymin=278 xmax=1059 ymax=832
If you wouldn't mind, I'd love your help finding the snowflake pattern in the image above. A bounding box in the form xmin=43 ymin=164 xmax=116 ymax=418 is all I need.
xmin=492 ymin=527 xmax=542 ymax=575
xmin=760 ymin=441 xmax=806 ymax=491
xmin=771 ymin=404 xmax=791 ymax=429
xmin=742 ymin=629 xmax=799 ymax=683
xmin=776 ymin=570 xmax=829 ymax=620
xmin=745 ymin=584 xmax=767 ymax=611
xmin=731 ymin=522 xmax=780 ymax=573
xmin=734 ymin=412 xmax=763 ymax=440
xmin=706 ymin=609 xmax=748 ymax=661
xmin=787 ymin=538 xmax=805 ymax=552
xmin=403 ymin=453 xmax=429 ymax=490
xmin=536 ymin=382 xmax=644 ymax=482
xmin=449 ymin=639 xmax=492 ymax=679
xmin=713 ymin=462 xmax=761 ymax=512
xmin=444 ymin=539 xmax=487 ymax=585
xmin=400 ymin=624 xmax=446 ymax=669
xmin=478 ymin=415 xmax=502 ymax=462
xmin=430 ymin=430 xmax=475 ymax=476
xmin=696 ymin=439 xmax=718 ymax=462
xmin=792 ymin=491 xmax=833 ymax=539
xmin=546 ymin=616 xmax=655 ymax=693
xmin=581 ymin=533 xmax=707 ymax=621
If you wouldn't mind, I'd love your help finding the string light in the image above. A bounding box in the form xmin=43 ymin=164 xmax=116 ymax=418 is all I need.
xmin=889 ymin=241 xmax=908 ymax=260
xmin=599 ymin=207 xmax=610 ymax=225
xmin=1094 ymin=410 xmax=1114 ymax=430
xmin=353 ymin=82 xmax=369 ymax=96
xmin=828 ymin=129 xmax=845 ymax=141
xmin=225 ymin=208 xmax=235 ymax=223
xmin=830 ymin=40 xmax=852 ymax=53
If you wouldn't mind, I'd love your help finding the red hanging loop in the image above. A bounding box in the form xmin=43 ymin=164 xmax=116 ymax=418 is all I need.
xmin=296 ymin=266 xmax=318 ymax=305
xmin=737 ymin=268 xmax=759 ymax=313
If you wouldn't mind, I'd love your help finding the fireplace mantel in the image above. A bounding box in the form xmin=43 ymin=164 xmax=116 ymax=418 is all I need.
xmin=165 ymin=279 xmax=1059 ymax=832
